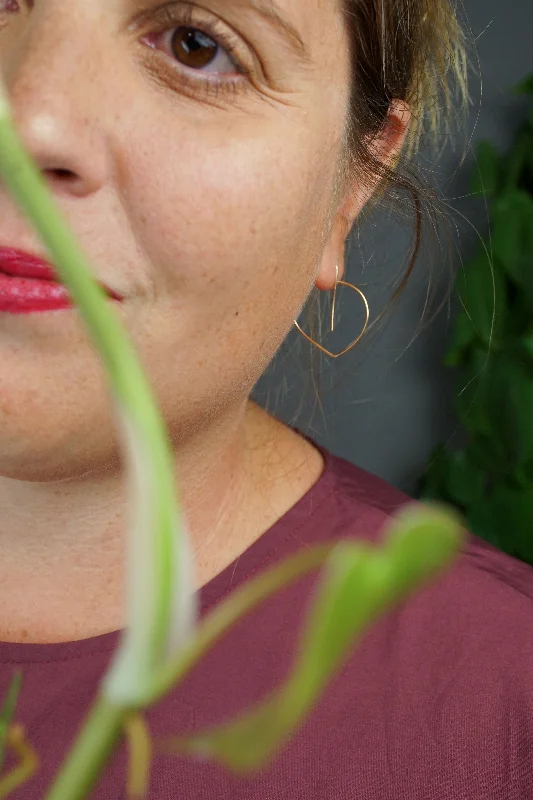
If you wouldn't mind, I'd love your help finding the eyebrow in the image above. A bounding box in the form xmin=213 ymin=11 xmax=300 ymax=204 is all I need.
xmin=248 ymin=0 xmax=311 ymax=65
xmin=133 ymin=0 xmax=312 ymax=65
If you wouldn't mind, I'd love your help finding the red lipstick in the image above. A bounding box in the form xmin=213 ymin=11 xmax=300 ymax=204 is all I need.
xmin=0 ymin=246 xmax=123 ymax=314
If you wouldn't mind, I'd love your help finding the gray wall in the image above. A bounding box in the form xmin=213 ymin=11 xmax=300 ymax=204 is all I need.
xmin=253 ymin=0 xmax=533 ymax=496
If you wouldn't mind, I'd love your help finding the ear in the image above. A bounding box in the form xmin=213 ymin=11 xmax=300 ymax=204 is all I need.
xmin=314 ymin=100 xmax=410 ymax=291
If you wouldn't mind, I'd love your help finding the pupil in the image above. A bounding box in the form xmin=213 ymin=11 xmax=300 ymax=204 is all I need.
xmin=172 ymin=27 xmax=218 ymax=69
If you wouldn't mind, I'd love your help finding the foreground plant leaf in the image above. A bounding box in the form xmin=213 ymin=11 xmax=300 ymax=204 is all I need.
xmin=0 ymin=672 xmax=22 ymax=775
xmin=157 ymin=504 xmax=464 ymax=773
xmin=42 ymin=544 xmax=343 ymax=800
xmin=144 ymin=543 xmax=339 ymax=706
xmin=123 ymin=713 xmax=152 ymax=799
xmin=0 ymin=72 xmax=195 ymax=800
xmin=0 ymin=75 xmax=195 ymax=710
xmin=0 ymin=67 xmax=466 ymax=800
xmin=0 ymin=725 xmax=38 ymax=800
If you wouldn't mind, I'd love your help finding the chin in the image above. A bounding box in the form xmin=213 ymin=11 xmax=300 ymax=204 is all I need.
xmin=0 ymin=423 xmax=121 ymax=483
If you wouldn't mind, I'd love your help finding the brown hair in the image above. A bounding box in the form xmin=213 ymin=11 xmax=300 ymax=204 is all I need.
xmin=339 ymin=0 xmax=469 ymax=310
xmin=267 ymin=0 xmax=471 ymax=425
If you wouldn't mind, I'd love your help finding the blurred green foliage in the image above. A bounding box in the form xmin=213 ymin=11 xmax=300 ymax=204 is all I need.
xmin=419 ymin=74 xmax=533 ymax=566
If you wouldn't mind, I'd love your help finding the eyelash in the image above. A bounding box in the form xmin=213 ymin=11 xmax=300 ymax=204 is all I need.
xmin=144 ymin=5 xmax=251 ymax=101
xmin=0 ymin=2 xmax=250 ymax=102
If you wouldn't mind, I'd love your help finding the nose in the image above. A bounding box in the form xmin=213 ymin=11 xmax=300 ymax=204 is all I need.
xmin=1 ymin=11 xmax=110 ymax=199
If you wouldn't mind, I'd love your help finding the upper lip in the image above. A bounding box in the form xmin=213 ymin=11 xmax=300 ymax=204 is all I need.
xmin=0 ymin=246 xmax=123 ymax=300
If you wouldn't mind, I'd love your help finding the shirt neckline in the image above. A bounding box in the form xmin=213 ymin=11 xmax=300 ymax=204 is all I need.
xmin=0 ymin=434 xmax=337 ymax=664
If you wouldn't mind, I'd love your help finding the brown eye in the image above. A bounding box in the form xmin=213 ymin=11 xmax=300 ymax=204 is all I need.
xmin=170 ymin=27 xmax=219 ymax=70
xmin=141 ymin=8 xmax=249 ymax=96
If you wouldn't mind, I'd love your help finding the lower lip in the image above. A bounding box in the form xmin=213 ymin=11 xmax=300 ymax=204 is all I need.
xmin=0 ymin=273 xmax=118 ymax=314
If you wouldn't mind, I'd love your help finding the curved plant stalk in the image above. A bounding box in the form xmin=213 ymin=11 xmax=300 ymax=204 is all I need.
xmin=0 ymin=73 xmax=466 ymax=800
xmin=43 ymin=505 xmax=462 ymax=798
xmin=0 ymin=672 xmax=22 ymax=776
xmin=0 ymin=74 xmax=196 ymax=798
xmin=123 ymin=712 xmax=152 ymax=799
xmin=0 ymin=81 xmax=196 ymax=706
xmin=0 ymin=725 xmax=39 ymax=799
xmin=156 ymin=503 xmax=464 ymax=772
xmin=139 ymin=543 xmax=340 ymax=707
xmin=45 ymin=544 xmax=344 ymax=800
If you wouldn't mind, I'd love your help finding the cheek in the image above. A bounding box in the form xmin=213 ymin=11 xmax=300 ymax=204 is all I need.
xmin=123 ymin=122 xmax=336 ymax=313
xmin=109 ymin=110 xmax=341 ymax=438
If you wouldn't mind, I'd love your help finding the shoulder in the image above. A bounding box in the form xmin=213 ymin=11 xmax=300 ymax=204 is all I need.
xmin=325 ymin=448 xmax=533 ymax=678
xmin=324 ymin=446 xmax=533 ymax=602
xmin=147 ymin=448 xmax=533 ymax=798
xmin=315 ymin=450 xmax=533 ymax=796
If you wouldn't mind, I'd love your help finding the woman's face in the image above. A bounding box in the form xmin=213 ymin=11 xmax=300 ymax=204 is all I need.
xmin=0 ymin=0 xmax=356 ymax=481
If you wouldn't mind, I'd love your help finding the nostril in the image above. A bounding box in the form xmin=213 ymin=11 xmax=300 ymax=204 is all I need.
xmin=43 ymin=167 xmax=81 ymax=189
xmin=41 ymin=167 xmax=85 ymax=199
xmin=42 ymin=166 xmax=98 ymax=198
xmin=49 ymin=168 xmax=76 ymax=180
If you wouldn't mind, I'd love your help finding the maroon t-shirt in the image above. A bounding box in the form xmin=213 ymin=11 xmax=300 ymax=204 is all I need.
xmin=1 ymin=440 xmax=533 ymax=798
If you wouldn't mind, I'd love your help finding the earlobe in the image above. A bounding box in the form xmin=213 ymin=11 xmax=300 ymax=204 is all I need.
xmin=314 ymin=212 xmax=352 ymax=291
xmin=314 ymin=101 xmax=410 ymax=294
xmin=314 ymin=269 xmax=340 ymax=292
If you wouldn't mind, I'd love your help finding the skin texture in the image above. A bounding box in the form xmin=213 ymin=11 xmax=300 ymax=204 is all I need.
xmin=0 ymin=0 xmax=409 ymax=642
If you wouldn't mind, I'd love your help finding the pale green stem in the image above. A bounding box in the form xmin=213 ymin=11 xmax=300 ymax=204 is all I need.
xmin=0 ymin=69 xmax=465 ymax=800
xmin=0 ymin=74 xmax=194 ymax=797
xmin=43 ymin=697 xmax=125 ymax=800
xmin=143 ymin=544 xmax=338 ymax=706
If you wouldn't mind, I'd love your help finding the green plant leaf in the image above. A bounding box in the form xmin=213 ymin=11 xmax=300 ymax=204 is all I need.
xmin=420 ymin=74 xmax=533 ymax=569
xmin=380 ymin=503 xmax=465 ymax=594
xmin=143 ymin=543 xmax=338 ymax=707
xmin=505 ymin=287 xmax=531 ymax=339
xmin=500 ymin=487 xmax=533 ymax=565
xmin=453 ymin=348 xmax=494 ymax=439
xmin=443 ymin=311 xmax=478 ymax=366
xmin=514 ymin=74 xmax=533 ymax=95
xmin=466 ymin=497 xmax=506 ymax=553
xmin=0 ymin=84 xmax=196 ymax=712
xmin=522 ymin=458 xmax=533 ymax=483
xmin=491 ymin=190 xmax=533 ymax=287
xmin=446 ymin=450 xmax=486 ymax=508
xmin=419 ymin=448 xmax=453 ymax=501
xmin=155 ymin=504 xmax=464 ymax=773
xmin=0 ymin=724 xmax=39 ymax=800
xmin=470 ymin=486 xmax=533 ymax=566
xmin=464 ymin=437 xmax=512 ymax=490
xmin=0 ymin=672 xmax=22 ymax=775
xmin=466 ymin=437 xmax=497 ymax=470
xmin=518 ymin=335 xmax=533 ymax=369
xmin=459 ymin=351 xmax=533 ymax=473
xmin=497 ymin=355 xmax=533 ymax=467
xmin=479 ymin=353 xmax=525 ymax=465
xmin=504 ymin=131 xmax=533 ymax=191
xmin=456 ymin=251 xmax=507 ymax=348
xmin=470 ymin=140 xmax=501 ymax=196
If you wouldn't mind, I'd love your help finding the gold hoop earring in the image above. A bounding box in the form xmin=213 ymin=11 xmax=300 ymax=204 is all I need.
xmin=294 ymin=264 xmax=369 ymax=359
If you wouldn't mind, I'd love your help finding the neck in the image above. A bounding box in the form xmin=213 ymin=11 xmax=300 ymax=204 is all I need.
xmin=0 ymin=401 xmax=324 ymax=643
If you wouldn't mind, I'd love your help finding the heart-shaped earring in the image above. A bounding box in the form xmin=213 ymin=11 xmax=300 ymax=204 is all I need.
xmin=294 ymin=265 xmax=370 ymax=359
